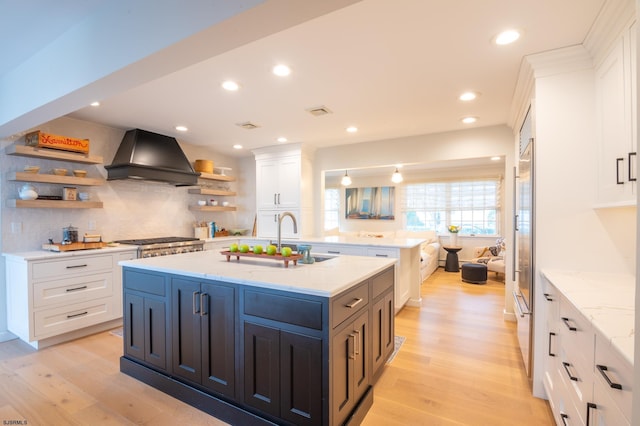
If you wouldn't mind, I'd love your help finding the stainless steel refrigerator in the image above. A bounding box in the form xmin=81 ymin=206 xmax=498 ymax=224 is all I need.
xmin=514 ymin=109 xmax=534 ymax=377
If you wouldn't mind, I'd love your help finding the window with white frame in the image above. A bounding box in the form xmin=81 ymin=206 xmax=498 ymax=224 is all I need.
xmin=324 ymin=188 xmax=340 ymax=230
xmin=401 ymin=178 xmax=501 ymax=235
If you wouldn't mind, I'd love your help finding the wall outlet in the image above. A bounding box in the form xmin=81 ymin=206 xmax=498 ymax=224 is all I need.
xmin=88 ymin=220 xmax=96 ymax=231
xmin=11 ymin=222 xmax=22 ymax=234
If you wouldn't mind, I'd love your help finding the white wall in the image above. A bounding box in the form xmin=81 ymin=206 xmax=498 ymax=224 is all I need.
xmin=0 ymin=116 xmax=252 ymax=338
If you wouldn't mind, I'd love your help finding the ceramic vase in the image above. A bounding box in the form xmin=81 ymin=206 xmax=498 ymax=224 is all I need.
xmin=450 ymin=233 xmax=458 ymax=247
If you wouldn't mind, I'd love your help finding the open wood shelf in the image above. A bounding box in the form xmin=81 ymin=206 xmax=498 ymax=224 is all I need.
xmin=189 ymin=205 xmax=237 ymax=212
xmin=6 ymin=145 xmax=104 ymax=164
xmin=8 ymin=199 xmax=103 ymax=209
xmin=188 ymin=188 xmax=236 ymax=196
xmin=8 ymin=172 xmax=105 ymax=186
xmin=197 ymin=172 xmax=235 ymax=182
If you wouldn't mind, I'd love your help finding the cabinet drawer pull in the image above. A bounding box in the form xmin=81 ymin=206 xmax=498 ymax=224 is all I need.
xmin=374 ymin=254 xmax=388 ymax=257
xmin=327 ymin=250 xmax=341 ymax=254
xmin=273 ymin=194 xmax=277 ymax=205
xmin=616 ymin=157 xmax=624 ymax=184
xmin=548 ymin=332 xmax=556 ymax=357
xmin=200 ymin=293 xmax=208 ymax=316
xmin=543 ymin=293 xmax=553 ymax=301
xmin=629 ymin=152 xmax=636 ymax=181
xmin=561 ymin=317 xmax=577 ymax=331
xmin=353 ymin=329 xmax=360 ymax=356
xmin=66 ymin=285 xmax=88 ymax=292
xmin=192 ymin=291 xmax=201 ymax=315
xmin=596 ymin=364 xmax=622 ymax=390
xmin=349 ymin=334 xmax=356 ymax=359
xmin=66 ymin=264 xmax=88 ymax=269
xmin=345 ymin=298 xmax=363 ymax=309
xmin=562 ymin=361 xmax=578 ymax=381
xmin=560 ymin=412 xmax=569 ymax=426
xmin=277 ymin=193 xmax=281 ymax=204
xmin=66 ymin=311 xmax=88 ymax=319
xmin=586 ymin=402 xmax=596 ymax=425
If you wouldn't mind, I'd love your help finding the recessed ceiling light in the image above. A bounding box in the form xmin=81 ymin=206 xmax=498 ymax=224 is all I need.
xmin=459 ymin=92 xmax=478 ymax=101
xmin=273 ymin=64 xmax=291 ymax=77
xmin=175 ymin=125 xmax=188 ymax=132
xmin=277 ymin=137 xmax=287 ymax=143
xmin=346 ymin=126 xmax=358 ymax=133
xmin=461 ymin=117 xmax=478 ymax=124
xmin=90 ymin=101 xmax=100 ymax=107
xmin=222 ymin=80 xmax=240 ymax=91
xmin=495 ymin=29 xmax=520 ymax=45
xmin=491 ymin=156 xmax=501 ymax=161
xmin=233 ymin=144 xmax=243 ymax=150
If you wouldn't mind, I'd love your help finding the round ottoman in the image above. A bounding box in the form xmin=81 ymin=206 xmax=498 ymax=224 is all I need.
xmin=461 ymin=263 xmax=487 ymax=284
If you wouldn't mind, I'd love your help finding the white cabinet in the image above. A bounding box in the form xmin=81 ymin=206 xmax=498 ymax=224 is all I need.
xmin=4 ymin=248 xmax=137 ymax=349
xmin=255 ymin=156 xmax=300 ymax=210
xmin=595 ymin=19 xmax=637 ymax=207
xmin=253 ymin=144 xmax=313 ymax=239
xmin=541 ymin=276 xmax=632 ymax=425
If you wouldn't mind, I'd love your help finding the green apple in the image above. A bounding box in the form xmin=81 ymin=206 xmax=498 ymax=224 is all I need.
xmin=229 ymin=243 xmax=238 ymax=252
xmin=239 ymin=244 xmax=250 ymax=253
xmin=253 ymin=245 xmax=263 ymax=254
xmin=281 ymin=246 xmax=292 ymax=257
xmin=266 ymin=245 xmax=277 ymax=255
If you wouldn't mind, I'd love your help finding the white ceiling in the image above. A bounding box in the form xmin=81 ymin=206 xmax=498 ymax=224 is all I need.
xmin=4 ymin=0 xmax=606 ymax=158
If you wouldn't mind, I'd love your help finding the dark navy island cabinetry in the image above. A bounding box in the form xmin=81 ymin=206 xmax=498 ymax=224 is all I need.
xmin=120 ymin=263 xmax=395 ymax=426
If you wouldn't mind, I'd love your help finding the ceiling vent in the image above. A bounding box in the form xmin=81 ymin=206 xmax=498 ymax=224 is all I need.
xmin=306 ymin=105 xmax=332 ymax=116
xmin=236 ymin=121 xmax=259 ymax=130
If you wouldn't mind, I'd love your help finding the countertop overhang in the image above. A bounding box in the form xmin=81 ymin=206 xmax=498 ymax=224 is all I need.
xmin=120 ymin=250 xmax=396 ymax=297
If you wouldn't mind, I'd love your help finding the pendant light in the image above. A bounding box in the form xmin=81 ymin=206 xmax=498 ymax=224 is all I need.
xmin=391 ymin=167 xmax=403 ymax=183
xmin=341 ymin=170 xmax=352 ymax=186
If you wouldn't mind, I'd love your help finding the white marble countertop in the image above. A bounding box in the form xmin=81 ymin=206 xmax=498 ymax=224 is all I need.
xmin=542 ymin=269 xmax=635 ymax=366
xmin=3 ymin=245 xmax=138 ymax=261
xmin=120 ymin=250 xmax=396 ymax=297
xmin=241 ymin=236 xmax=426 ymax=249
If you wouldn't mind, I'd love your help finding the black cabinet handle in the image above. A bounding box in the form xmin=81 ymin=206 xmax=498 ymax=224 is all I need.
xmin=560 ymin=413 xmax=569 ymax=426
xmin=543 ymin=293 xmax=553 ymax=301
xmin=66 ymin=264 xmax=88 ymax=269
xmin=548 ymin=332 xmax=556 ymax=357
xmin=629 ymin=152 xmax=637 ymax=182
xmin=616 ymin=157 xmax=625 ymax=184
xmin=562 ymin=361 xmax=578 ymax=381
xmin=586 ymin=402 xmax=596 ymax=425
xmin=596 ymin=364 xmax=622 ymax=390
xmin=561 ymin=317 xmax=577 ymax=331
xmin=66 ymin=285 xmax=88 ymax=292
xmin=66 ymin=311 xmax=88 ymax=319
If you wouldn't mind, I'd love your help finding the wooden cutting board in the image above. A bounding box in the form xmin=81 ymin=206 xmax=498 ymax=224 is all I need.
xmin=42 ymin=242 xmax=107 ymax=252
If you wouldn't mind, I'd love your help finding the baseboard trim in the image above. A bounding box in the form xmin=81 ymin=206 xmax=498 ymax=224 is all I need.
xmin=503 ymin=309 xmax=516 ymax=322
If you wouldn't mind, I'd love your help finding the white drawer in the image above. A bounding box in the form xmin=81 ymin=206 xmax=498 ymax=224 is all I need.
xmin=33 ymin=272 xmax=113 ymax=308
xmin=32 ymin=254 xmax=114 ymax=281
xmin=33 ymin=297 xmax=118 ymax=339
xmin=593 ymin=374 xmax=631 ymax=425
xmin=366 ymin=247 xmax=399 ymax=258
xmin=313 ymin=244 xmax=365 ymax=256
xmin=594 ymin=334 xmax=633 ymax=421
xmin=559 ymin=297 xmax=594 ymax=368
xmin=557 ymin=344 xmax=592 ymax=422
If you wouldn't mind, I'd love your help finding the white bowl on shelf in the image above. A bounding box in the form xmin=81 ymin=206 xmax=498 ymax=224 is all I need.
xmin=222 ymin=201 xmax=230 ymax=207
xmin=197 ymin=200 xmax=207 ymax=206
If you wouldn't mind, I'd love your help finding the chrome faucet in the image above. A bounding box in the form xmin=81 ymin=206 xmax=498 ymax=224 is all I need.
xmin=277 ymin=212 xmax=298 ymax=252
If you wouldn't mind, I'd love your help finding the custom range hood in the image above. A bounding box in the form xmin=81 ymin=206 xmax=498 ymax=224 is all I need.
xmin=105 ymin=129 xmax=199 ymax=186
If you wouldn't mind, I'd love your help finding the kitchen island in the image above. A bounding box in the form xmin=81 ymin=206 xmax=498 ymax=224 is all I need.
xmin=119 ymin=250 xmax=396 ymax=425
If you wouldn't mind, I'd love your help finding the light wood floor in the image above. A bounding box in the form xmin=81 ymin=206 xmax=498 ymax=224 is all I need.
xmin=363 ymin=268 xmax=554 ymax=425
xmin=0 ymin=268 xmax=553 ymax=425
